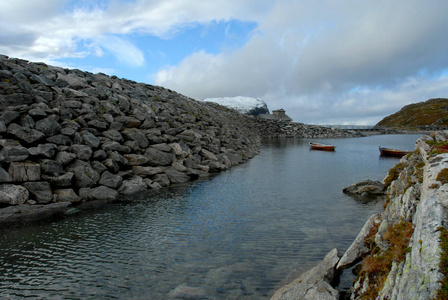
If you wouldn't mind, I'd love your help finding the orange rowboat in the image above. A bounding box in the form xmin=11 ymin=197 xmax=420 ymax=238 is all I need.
xmin=309 ymin=142 xmax=336 ymax=151
xmin=379 ymin=146 xmax=411 ymax=158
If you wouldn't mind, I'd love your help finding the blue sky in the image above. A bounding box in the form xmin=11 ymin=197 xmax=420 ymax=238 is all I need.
xmin=1 ymin=0 xmax=448 ymax=125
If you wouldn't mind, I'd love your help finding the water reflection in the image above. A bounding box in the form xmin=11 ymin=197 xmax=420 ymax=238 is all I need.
xmin=0 ymin=134 xmax=423 ymax=299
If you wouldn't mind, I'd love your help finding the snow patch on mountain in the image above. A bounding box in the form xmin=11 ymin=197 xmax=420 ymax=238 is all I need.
xmin=201 ymin=96 xmax=269 ymax=116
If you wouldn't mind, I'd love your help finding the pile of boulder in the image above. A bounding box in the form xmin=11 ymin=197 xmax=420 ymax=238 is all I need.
xmin=0 ymin=55 xmax=261 ymax=224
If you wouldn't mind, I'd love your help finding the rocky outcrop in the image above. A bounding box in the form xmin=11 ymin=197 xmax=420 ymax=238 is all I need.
xmin=344 ymin=131 xmax=448 ymax=299
xmin=343 ymin=179 xmax=385 ymax=200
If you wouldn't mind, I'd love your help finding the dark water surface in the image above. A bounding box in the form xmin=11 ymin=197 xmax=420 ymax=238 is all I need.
xmin=0 ymin=134 xmax=422 ymax=299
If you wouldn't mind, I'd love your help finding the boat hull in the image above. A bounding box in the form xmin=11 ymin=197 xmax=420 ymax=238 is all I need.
xmin=379 ymin=147 xmax=410 ymax=158
xmin=309 ymin=142 xmax=336 ymax=151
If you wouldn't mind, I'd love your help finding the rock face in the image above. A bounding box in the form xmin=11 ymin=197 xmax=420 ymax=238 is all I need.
xmin=344 ymin=131 xmax=448 ymax=299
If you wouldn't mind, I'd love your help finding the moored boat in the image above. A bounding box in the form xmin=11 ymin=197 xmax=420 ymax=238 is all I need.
xmin=309 ymin=142 xmax=336 ymax=151
xmin=379 ymin=146 xmax=411 ymax=158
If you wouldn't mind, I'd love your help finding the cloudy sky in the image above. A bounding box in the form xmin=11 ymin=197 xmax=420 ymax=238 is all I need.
xmin=1 ymin=0 xmax=448 ymax=125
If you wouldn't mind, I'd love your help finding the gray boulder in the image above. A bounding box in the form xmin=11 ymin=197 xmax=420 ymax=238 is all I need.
xmin=0 ymin=140 xmax=29 ymax=163
xmin=99 ymin=171 xmax=123 ymax=189
xmin=343 ymin=179 xmax=385 ymax=199
xmin=8 ymin=162 xmax=41 ymax=181
xmin=0 ymin=184 xmax=29 ymax=205
xmin=67 ymin=160 xmax=100 ymax=188
xmin=23 ymin=182 xmax=53 ymax=204
xmin=145 ymin=147 xmax=175 ymax=166
xmin=0 ymin=202 xmax=70 ymax=227
xmin=118 ymin=176 xmax=147 ymax=195
xmin=54 ymin=189 xmax=80 ymax=202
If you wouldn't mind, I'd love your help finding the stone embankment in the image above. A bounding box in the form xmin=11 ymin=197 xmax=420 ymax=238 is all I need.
xmin=271 ymin=131 xmax=448 ymax=299
xmin=0 ymin=55 xmax=360 ymax=226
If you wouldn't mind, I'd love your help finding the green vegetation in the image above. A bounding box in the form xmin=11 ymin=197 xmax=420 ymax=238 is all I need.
xmin=434 ymin=226 xmax=448 ymax=300
xmin=436 ymin=168 xmax=448 ymax=185
xmin=357 ymin=221 xmax=414 ymax=299
xmin=384 ymin=162 xmax=405 ymax=188
xmin=376 ymin=98 xmax=448 ymax=129
xmin=426 ymin=140 xmax=448 ymax=155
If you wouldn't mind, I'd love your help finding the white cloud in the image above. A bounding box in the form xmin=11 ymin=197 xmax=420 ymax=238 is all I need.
xmin=154 ymin=0 xmax=448 ymax=124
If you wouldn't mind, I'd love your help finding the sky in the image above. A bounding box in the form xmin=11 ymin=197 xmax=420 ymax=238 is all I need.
xmin=1 ymin=0 xmax=448 ymax=125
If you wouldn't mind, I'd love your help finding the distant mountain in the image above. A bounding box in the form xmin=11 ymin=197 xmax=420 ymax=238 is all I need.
xmin=375 ymin=98 xmax=448 ymax=128
xmin=201 ymin=96 xmax=269 ymax=116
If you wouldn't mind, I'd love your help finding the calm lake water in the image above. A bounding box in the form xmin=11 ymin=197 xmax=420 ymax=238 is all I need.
xmin=0 ymin=134 xmax=423 ymax=299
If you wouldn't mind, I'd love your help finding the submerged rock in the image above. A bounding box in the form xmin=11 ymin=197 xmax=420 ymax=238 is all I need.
xmin=343 ymin=179 xmax=385 ymax=200
xmin=270 ymin=248 xmax=340 ymax=300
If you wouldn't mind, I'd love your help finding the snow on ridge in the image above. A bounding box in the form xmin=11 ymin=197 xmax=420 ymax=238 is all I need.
xmin=201 ymin=96 xmax=267 ymax=114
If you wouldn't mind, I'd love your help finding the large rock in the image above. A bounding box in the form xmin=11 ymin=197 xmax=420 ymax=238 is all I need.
xmin=343 ymin=179 xmax=385 ymax=199
xmin=8 ymin=162 xmax=41 ymax=181
xmin=23 ymin=182 xmax=53 ymax=204
xmin=145 ymin=147 xmax=175 ymax=166
xmin=99 ymin=171 xmax=123 ymax=189
xmin=0 ymin=202 xmax=71 ymax=227
xmin=118 ymin=176 xmax=147 ymax=195
xmin=67 ymin=160 xmax=100 ymax=188
xmin=54 ymin=189 xmax=80 ymax=202
xmin=0 ymin=184 xmax=29 ymax=205
xmin=0 ymin=139 xmax=29 ymax=163
xmin=270 ymin=248 xmax=340 ymax=300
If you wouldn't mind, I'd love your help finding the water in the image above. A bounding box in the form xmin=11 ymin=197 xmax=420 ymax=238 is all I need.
xmin=0 ymin=134 xmax=422 ymax=299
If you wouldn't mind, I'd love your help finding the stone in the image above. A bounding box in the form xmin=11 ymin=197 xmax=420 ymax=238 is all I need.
xmin=67 ymin=160 xmax=100 ymax=188
xmin=35 ymin=116 xmax=61 ymax=136
xmin=0 ymin=167 xmax=12 ymax=183
xmin=152 ymin=173 xmax=170 ymax=187
xmin=101 ymin=141 xmax=131 ymax=153
xmin=80 ymin=186 xmax=118 ymax=201
xmin=0 ymin=184 xmax=29 ymax=205
xmin=28 ymin=143 xmax=57 ymax=158
xmin=102 ymin=129 xmax=124 ymax=142
xmin=145 ymin=147 xmax=175 ymax=166
xmin=132 ymin=166 xmax=164 ymax=177
xmin=123 ymin=154 xmax=148 ymax=166
xmin=23 ymin=182 xmax=53 ymax=204
xmin=56 ymin=151 xmax=77 ymax=165
xmin=7 ymin=123 xmax=45 ymax=144
xmin=54 ymin=189 xmax=80 ymax=202
xmin=46 ymin=134 xmax=72 ymax=146
xmin=270 ymin=248 xmax=340 ymax=300
xmin=70 ymin=144 xmax=93 ymax=160
xmin=343 ymin=179 xmax=385 ymax=199
xmin=47 ymin=172 xmax=74 ymax=187
xmin=81 ymin=130 xmax=101 ymax=148
xmin=0 ymin=110 xmax=20 ymax=124
xmin=121 ymin=128 xmax=149 ymax=148
xmin=118 ymin=176 xmax=147 ymax=195
xmin=40 ymin=159 xmax=63 ymax=176
xmin=0 ymin=202 xmax=70 ymax=227
xmin=99 ymin=171 xmax=123 ymax=189
xmin=201 ymin=148 xmax=218 ymax=161
xmin=91 ymin=161 xmax=108 ymax=174
xmin=164 ymin=167 xmax=190 ymax=184
xmin=0 ymin=140 xmax=29 ymax=163
xmin=102 ymin=158 xmax=120 ymax=173
xmin=8 ymin=162 xmax=41 ymax=181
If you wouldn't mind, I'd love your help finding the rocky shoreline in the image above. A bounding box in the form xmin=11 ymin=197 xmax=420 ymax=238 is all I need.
xmin=0 ymin=55 xmax=368 ymax=227
xmin=271 ymin=131 xmax=448 ymax=299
